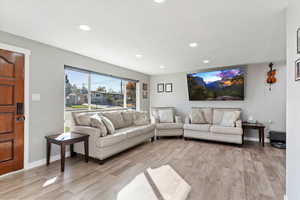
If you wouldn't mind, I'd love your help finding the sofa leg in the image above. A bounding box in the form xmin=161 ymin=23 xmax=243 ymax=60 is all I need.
xmin=151 ymin=137 xmax=155 ymax=142
xmin=98 ymin=159 xmax=105 ymax=165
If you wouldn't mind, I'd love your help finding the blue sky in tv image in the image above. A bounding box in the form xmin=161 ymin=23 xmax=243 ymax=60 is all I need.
xmin=190 ymin=68 xmax=243 ymax=84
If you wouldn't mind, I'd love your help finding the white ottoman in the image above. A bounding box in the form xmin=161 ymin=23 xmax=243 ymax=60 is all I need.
xmin=117 ymin=165 xmax=191 ymax=200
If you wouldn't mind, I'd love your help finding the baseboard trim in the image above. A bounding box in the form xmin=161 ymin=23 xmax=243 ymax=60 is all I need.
xmin=27 ymin=152 xmax=71 ymax=170
xmin=0 ymin=152 xmax=70 ymax=178
xmin=244 ymin=137 xmax=270 ymax=143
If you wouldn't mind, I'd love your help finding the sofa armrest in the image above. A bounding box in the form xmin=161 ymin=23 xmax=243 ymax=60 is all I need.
xmin=71 ymin=126 xmax=101 ymax=137
xmin=150 ymin=115 xmax=158 ymax=124
xmin=235 ymin=120 xmax=242 ymax=128
xmin=184 ymin=116 xmax=190 ymax=124
xmin=175 ymin=115 xmax=182 ymax=123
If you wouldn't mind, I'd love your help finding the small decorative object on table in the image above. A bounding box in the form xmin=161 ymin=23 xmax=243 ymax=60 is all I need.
xmin=157 ymin=83 xmax=164 ymax=93
xmin=45 ymin=132 xmax=89 ymax=172
xmin=242 ymin=122 xmax=265 ymax=147
xmin=165 ymin=83 xmax=173 ymax=93
xmin=246 ymin=116 xmax=257 ymax=124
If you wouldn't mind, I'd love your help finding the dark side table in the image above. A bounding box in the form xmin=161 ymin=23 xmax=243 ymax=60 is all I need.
xmin=45 ymin=132 xmax=89 ymax=172
xmin=242 ymin=122 xmax=265 ymax=147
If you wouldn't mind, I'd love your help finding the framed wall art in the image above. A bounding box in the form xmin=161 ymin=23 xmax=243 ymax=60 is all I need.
xmin=165 ymin=83 xmax=173 ymax=93
xmin=297 ymin=28 xmax=300 ymax=54
xmin=157 ymin=83 xmax=164 ymax=93
xmin=295 ymin=58 xmax=300 ymax=81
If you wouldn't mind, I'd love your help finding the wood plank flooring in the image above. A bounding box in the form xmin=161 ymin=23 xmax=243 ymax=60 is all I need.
xmin=0 ymin=139 xmax=285 ymax=200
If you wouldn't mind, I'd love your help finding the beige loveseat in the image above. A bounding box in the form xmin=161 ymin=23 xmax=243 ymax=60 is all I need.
xmin=151 ymin=107 xmax=183 ymax=138
xmin=71 ymin=109 xmax=155 ymax=163
xmin=184 ymin=108 xmax=243 ymax=144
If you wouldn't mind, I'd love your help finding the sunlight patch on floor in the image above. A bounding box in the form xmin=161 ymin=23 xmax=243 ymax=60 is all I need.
xmin=43 ymin=177 xmax=57 ymax=187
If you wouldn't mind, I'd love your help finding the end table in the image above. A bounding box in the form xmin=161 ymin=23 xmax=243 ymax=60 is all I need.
xmin=242 ymin=122 xmax=265 ymax=147
xmin=45 ymin=132 xmax=89 ymax=172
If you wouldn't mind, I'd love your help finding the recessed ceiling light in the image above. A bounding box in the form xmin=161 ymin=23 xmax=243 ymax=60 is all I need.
xmin=160 ymin=65 xmax=166 ymax=69
xmin=79 ymin=25 xmax=91 ymax=31
xmin=136 ymin=54 xmax=143 ymax=59
xmin=154 ymin=0 xmax=166 ymax=3
xmin=203 ymin=60 xmax=210 ymax=64
xmin=189 ymin=42 xmax=198 ymax=47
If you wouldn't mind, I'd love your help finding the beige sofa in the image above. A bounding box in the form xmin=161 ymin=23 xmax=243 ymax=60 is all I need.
xmin=151 ymin=107 xmax=183 ymax=138
xmin=71 ymin=109 xmax=155 ymax=163
xmin=184 ymin=108 xmax=243 ymax=144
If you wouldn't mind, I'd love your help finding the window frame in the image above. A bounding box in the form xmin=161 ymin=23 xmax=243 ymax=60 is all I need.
xmin=64 ymin=65 xmax=139 ymax=111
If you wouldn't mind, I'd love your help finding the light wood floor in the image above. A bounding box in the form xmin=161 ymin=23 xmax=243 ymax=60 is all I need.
xmin=0 ymin=139 xmax=285 ymax=200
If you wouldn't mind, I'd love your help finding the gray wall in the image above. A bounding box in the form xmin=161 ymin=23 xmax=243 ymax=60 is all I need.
xmin=150 ymin=62 xmax=286 ymax=138
xmin=286 ymin=0 xmax=300 ymax=199
xmin=0 ymin=31 xmax=150 ymax=163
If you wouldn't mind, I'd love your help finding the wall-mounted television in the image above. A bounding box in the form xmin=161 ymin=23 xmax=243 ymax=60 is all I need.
xmin=187 ymin=68 xmax=245 ymax=101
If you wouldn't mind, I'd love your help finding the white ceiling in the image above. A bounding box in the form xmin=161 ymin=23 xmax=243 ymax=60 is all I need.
xmin=0 ymin=0 xmax=287 ymax=75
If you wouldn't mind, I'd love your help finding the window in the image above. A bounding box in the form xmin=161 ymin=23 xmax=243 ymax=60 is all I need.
xmin=90 ymin=73 xmax=124 ymax=109
xmin=65 ymin=68 xmax=89 ymax=110
xmin=64 ymin=66 xmax=138 ymax=131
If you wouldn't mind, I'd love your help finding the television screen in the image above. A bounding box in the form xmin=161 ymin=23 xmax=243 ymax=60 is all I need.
xmin=187 ymin=68 xmax=244 ymax=101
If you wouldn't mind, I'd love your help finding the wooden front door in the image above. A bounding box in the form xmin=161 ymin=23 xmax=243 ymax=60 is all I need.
xmin=0 ymin=49 xmax=25 ymax=175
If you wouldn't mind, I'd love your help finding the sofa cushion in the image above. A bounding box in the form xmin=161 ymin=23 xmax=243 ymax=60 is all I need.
xmin=115 ymin=124 xmax=155 ymax=139
xmin=213 ymin=108 xmax=241 ymax=125
xmin=96 ymin=132 xmax=127 ymax=148
xmin=175 ymin=116 xmax=182 ymax=123
xmin=101 ymin=116 xmax=115 ymax=135
xmin=156 ymin=123 xmax=183 ymax=130
xmin=158 ymin=109 xmax=174 ymax=123
xmin=134 ymin=112 xmax=150 ymax=126
xmin=190 ymin=109 xmax=206 ymax=124
xmin=219 ymin=111 xmax=241 ymax=127
xmin=191 ymin=108 xmax=213 ymax=124
xmin=101 ymin=111 xmax=125 ymax=129
xmin=210 ymin=125 xmax=243 ymax=135
xmin=90 ymin=114 xmax=108 ymax=137
xmin=183 ymin=124 xmax=211 ymax=132
xmin=121 ymin=111 xmax=135 ymax=127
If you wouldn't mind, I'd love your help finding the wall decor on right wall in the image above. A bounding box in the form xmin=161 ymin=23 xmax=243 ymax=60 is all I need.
xmin=157 ymin=83 xmax=164 ymax=93
xmin=295 ymin=58 xmax=300 ymax=81
xmin=297 ymin=28 xmax=300 ymax=54
xmin=165 ymin=83 xmax=173 ymax=93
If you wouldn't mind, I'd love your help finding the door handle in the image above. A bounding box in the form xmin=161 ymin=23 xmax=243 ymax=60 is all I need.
xmin=16 ymin=116 xmax=25 ymax=122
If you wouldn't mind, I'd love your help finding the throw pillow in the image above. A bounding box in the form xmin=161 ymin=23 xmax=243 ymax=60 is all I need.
xmin=220 ymin=111 xmax=241 ymax=127
xmin=90 ymin=114 xmax=108 ymax=137
xmin=101 ymin=116 xmax=115 ymax=134
xmin=101 ymin=111 xmax=125 ymax=129
xmin=134 ymin=112 xmax=150 ymax=126
xmin=158 ymin=109 xmax=174 ymax=123
xmin=190 ymin=109 xmax=206 ymax=124
xmin=75 ymin=113 xmax=91 ymax=126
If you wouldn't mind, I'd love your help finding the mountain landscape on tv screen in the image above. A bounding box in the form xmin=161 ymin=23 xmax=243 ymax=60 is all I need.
xmin=187 ymin=68 xmax=244 ymax=101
